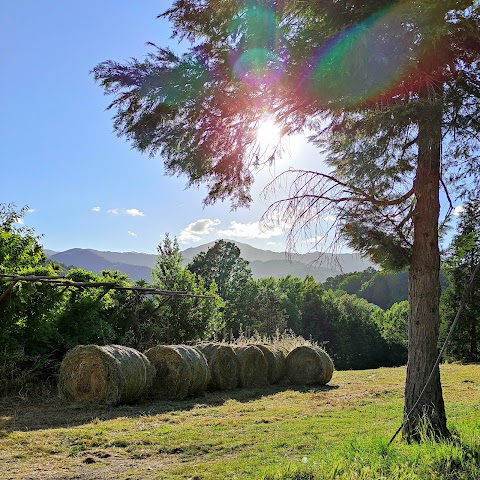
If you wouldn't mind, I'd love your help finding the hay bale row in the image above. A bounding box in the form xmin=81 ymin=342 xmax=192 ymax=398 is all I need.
xmin=144 ymin=345 xmax=209 ymax=400
xmin=58 ymin=343 xmax=334 ymax=405
xmin=58 ymin=344 xmax=155 ymax=406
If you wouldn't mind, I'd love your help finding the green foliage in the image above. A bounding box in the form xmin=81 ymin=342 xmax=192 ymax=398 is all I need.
xmin=276 ymin=275 xmax=305 ymax=332
xmin=441 ymin=200 xmax=480 ymax=362
xmin=151 ymin=234 xmax=224 ymax=343
xmin=188 ymin=240 xmax=253 ymax=334
xmin=224 ymin=270 xmax=405 ymax=370
xmin=323 ymin=268 xmax=376 ymax=292
xmin=53 ymin=269 xmax=117 ymax=350
xmin=0 ymin=205 xmax=64 ymax=393
xmin=358 ymin=271 xmax=409 ymax=310
xmin=323 ymin=268 xmax=409 ymax=310
xmin=323 ymin=290 xmax=394 ymax=370
xmin=249 ymin=277 xmax=288 ymax=336
xmin=378 ymin=300 xmax=409 ymax=349
xmin=0 ymin=204 xmax=45 ymax=272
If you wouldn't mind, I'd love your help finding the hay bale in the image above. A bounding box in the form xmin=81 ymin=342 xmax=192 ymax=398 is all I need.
xmin=196 ymin=343 xmax=239 ymax=390
xmin=233 ymin=345 xmax=268 ymax=388
xmin=176 ymin=345 xmax=209 ymax=395
xmin=256 ymin=344 xmax=286 ymax=384
xmin=284 ymin=345 xmax=334 ymax=385
xmin=58 ymin=344 xmax=155 ymax=405
xmin=144 ymin=345 xmax=209 ymax=399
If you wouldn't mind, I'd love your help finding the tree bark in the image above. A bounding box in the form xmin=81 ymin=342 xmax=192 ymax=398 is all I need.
xmin=403 ymin=99 xmax=449 ymax=441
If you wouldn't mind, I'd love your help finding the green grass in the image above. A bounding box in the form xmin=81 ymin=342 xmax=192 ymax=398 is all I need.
xmin=0 ymin=364 xmax=479 ymax=479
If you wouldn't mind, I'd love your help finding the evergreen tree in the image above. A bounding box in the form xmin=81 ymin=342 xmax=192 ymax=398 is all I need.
xmin=93 ymin=1 xmax=480 ymax=440
xmin=151 ymin=234 xmax=223 ymax=343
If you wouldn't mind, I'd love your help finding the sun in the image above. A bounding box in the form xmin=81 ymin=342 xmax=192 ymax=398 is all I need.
xmin=257 ymin=114 xmax=281 ymax=150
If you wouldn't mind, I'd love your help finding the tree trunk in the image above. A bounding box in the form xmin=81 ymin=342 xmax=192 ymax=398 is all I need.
xmin=403 ymin=100 xmax=449 ymax=441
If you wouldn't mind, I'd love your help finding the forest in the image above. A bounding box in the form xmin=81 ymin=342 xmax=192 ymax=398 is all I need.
xmin=1 ymin=200 xmax=478 ymax=397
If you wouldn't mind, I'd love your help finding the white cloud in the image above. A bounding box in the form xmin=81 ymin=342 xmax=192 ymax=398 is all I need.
xmin=126 ymin=208 xmax=145 ymax=217
xmin=27 ymin=208 xmax=36 ymax=213
xmin=179 ymin=218 xmax=221 ymax=244
xmin=91 ymin=206 xmax=101 ymax=212
xmin=323 ymin=215 xmax=336 ymax=222
xmin=128 ymin=231 xmax=137 ymax=237
xmin=15 ymin=218 xmax=24 ymax=225
xmin=454 ymin=205 xmax=465 ymax=216
xmin=218 ymin=221 xmax=283 ymax=239
xmin=107 ymin=208 xmax=119 ymax=215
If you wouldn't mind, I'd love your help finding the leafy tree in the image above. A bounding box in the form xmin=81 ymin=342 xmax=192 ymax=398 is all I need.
xmin=378 ymin=300 xmax=409 ymax=349
xmin=151 ymin=234 xmax=223 ymax=343
xmin=320 ymin=291 xmax=391 ymax=370
xmin=441 ymin=201 xmax=480 ymax=362
xmin=373 ymin=300 xmax=409 ymax=366
xmin=358 ymin=271 xmax=409 ymax=310
xmin=276 ymin=275 xmax=306 ymax=332
xmin=0 ymin=204 xmax=45 ymax=273
xmin=93 ymin=1 xmax=480 ymax=440
xmin=249 ymin=277 xmax=288 ymax=336
xmin=323 ymin=268 xmax=377 ymax=293
xmin=53 ymin=269 xmax=117 ymax=351
xmin=338 ymin=274 xmax=363 ymax=296
xmin=0 ymin=205 xmax=64 ymax=393
xmin=188 ymin=240 xmax=254 ymax=333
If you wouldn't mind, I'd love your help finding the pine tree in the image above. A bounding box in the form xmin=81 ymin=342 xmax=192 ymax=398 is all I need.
xmin=93 ymin=1 xmax=480 ymax=440
xmin=151 ymin=234 xmax=223 ymax=343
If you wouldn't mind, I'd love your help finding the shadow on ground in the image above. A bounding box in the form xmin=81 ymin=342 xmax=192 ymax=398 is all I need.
xmin=0 ymin=384 xmax=338 ymax=434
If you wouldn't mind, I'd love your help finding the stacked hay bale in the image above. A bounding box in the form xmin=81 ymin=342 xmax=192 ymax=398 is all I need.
xmin=196 ymin=343 xmax=239 ymax=391
xmin=256 ymin=344 xmax=286 ymax=384
xmin=232 ymin=345 xmax=268 ymax=388
xmin=144 ymin=345 xmax=209 ymax=400
xmin=58 ymin=344 xmax=155 ymax=405
xmin=284 ymin=345 xmax=334 ymax=385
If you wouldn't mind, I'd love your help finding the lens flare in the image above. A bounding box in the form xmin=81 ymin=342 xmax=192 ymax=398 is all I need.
xmin=229 ymin=4 xmax=285 ymax=87
xmin=233 ymin=48 xmax=284 ymax=87
xmin=307 ymin=1 xmax=428 ymax=106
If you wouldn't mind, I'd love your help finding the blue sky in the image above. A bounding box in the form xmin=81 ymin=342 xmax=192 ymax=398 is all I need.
xmin=1 ymin=2 xmax=463 ymax=256
xmin=1 ymin=0 xmax=325 ymax=254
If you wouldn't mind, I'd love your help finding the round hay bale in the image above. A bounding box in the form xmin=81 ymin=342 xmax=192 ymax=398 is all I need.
xmin=256 ymin=344 xmax=286 ymax=384
xmin=58 ymin=344 xmax=155 ymax=405
xmin=284 ymin=345 xmax=334 ymax=385
xmin=144 ymin=345 xmax=209 ymax=399
xmin=144 ymin=345 xmax=192 ymax=400
xmin=196 ymin=343 xmax=239 ymax=390
xmin=175 ymin=345 xmax=209 ymax=395
xmin=233 ymin=345 xmax=268 ymax=388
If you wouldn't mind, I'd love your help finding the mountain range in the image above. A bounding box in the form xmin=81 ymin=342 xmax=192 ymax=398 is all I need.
xmin=45 ymin=240 xmax=374 ymax=283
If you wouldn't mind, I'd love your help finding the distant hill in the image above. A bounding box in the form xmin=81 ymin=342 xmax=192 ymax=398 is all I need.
xmin=49 ymin=248 xmax=153 ymax=282
xmin=46 ymin=240 xmax=374 ymax=283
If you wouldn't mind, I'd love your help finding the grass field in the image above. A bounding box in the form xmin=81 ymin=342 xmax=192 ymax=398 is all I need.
xmin=0 ymin=364 xmax=479 ymax=479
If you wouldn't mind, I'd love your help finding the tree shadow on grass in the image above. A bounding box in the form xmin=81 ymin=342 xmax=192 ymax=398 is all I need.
xmin=0 ymin=384 xmax=339 ymax=434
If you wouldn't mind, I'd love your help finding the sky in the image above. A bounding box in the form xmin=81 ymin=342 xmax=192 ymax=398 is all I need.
xmin=1 ymin=2 xmax=464 ymax=256
xmin=1 ymin=0 xmax=327 ymax=255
